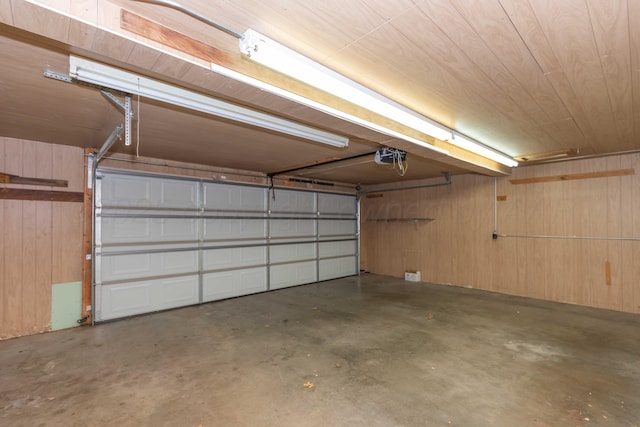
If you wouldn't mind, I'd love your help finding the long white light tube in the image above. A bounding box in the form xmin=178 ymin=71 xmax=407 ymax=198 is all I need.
xmin=448 ymin=134 xmax=519 ymax=168
xmin=69 ymin=55 xmax=349 ymax=148
xmin=239 ymin=29 xmax=517 ymax=167
xmin=211 ymin=63 xmax=450 ymax=155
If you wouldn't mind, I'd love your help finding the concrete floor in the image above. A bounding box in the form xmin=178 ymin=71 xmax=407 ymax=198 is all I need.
xmin=1 ymin=274 xmax=639 ymax=427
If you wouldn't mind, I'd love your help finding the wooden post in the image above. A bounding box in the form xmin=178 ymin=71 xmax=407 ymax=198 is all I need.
xmin=81 ymin=149 xmax=95 ymax=324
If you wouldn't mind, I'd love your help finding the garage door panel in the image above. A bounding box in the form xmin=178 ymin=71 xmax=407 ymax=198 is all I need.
xmin=160 ymin=217 xmax=199 ymax=239
xmin=319 ymin=257 xmax=358 ymax=281
xmin=203 ymin=246 xmax=267 ymax=270
xmin=270 ymin=190 xmax=315 ymax=213
xmin=102 ymin=217 xmax=151 ymax=241
xmin=100 ymin=250 xmax=198 ymax=282
xmin=102 ymin=282 xmax=151 ymax=314
xmin=101 ymin=217 xmax=198 ymax=244
xmin=202 ymin=267 xmax=267 ymax=302
xmin=270 ymin=243 xmax=316 ymax=263
xmin=270 ymin=219 xmax=315 ymax=238
xmin=100 ymin=174 xmax=198 ymax=209
xmin=162 ymin=276 xmax=200 ymax=305
xmin=318 ymin=193 xmax=357 ymax=215
xmin=203 ymin=218 xmax=266 ymax=240
xmin=203 ymin=183 xmax=265 ymax=211
xmin=318 ymin=219 xmax=356 ymax=237
xmin=319 ymin=241 xmax=357 ymax=258
xmin=270 ymin=261 xmax=317 ymax=290
xmin=100 ymin=253 xmax=151 ymax=279
xmin=99 ymin=175 xmax=152 ymax=207
xmin=97 ymin=275 xmax=199 ymax=321
xmin=160 ymin=180 xmax=199 ymax=207
xmin=160 ymin=250 xmax=199 ymax=272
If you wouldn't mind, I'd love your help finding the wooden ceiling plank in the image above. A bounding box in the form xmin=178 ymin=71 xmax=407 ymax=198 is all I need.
xmin=113 ymin=0 xmax=240 ymax=55
xmin=586 ymin=0 xmax=630 ymax=57
xmin=497 ymin=0 xmax=562 ymax=73
xmin=70 ymin=0 xmax=97 ymax=23
xmin=572 ymin=72 xmax=623 ymax=151
xmin=447 ymin=0 xmax=571 ymax=124
xmin=495 ymin=0 xmax=602 ymax=152
xmin=11 ymin=0 xmax=70 ymax=44
xmin=527 ymin=0 xmax=620 ymax=153
xmin=0 ymin=0 xmax=13 ymax=25
xmin=627 ymin=0 xmax=640 ymax=148
xmin=124 ymin=43 xmax=163 ymax=70
xmin=601 ymin=53 xmax=635 ymax=150
xmin=543 ymin=70 xmax=596 ymax=152
xmin=67 ymin=0 xmax=98 ymax=49
xmin=30 ymin=0 xmax=70 ymax=14
xmin=120 ymin=9 xmax=227 ymax=64
xmin=537 ymin=118 xmax=585 ymax=151
xmin=1 ymin=109 xmax=113 ymax=149
xmin=587 ymin=0 xmax=635 ymax=149
xmin=392 ymin=11 xmax=522 ymax=123
xmin=386 ymin=9 xmax=552 ymax=155
xmin=633 ymin=68 xmax=640 ymax=150
xmin=231 ymin=0 xmax=390 ymax=65
xmin=326 ymin=24 xmax=457 ymax=128
xmin=68 ymin=19 xmax=97 ymax=51
xmin=421 ymin=0 xmax=550 ymax=127
xmin=90 ymin=28 xmax=136 ymax=64
xmin=149 ymin=53 xmax=215 ymax=89
xmin=86 ymin=1 xmax=135 ymax=62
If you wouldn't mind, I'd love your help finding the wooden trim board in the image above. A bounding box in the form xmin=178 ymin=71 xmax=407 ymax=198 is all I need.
xmin=0 ymin=172 xmax=68 ymax=187
xmin=0 ymin=188 xmax=83 ymax=202
xmin=510 ymin=169 xmax=634 ymax=185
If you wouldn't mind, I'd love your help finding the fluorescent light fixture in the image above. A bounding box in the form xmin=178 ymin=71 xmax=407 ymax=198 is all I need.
xmin=240 ymin=30 xmax=450 ymax=145
xmin=212 ymin=63 xmax=449 ymax=155
xmin=239 ymin=29 xmax=517 ymax=167
xmin=448 ymin=134 xmax=519 ymax=168
xmin=69 ymin=55 xmax=348 ymax=148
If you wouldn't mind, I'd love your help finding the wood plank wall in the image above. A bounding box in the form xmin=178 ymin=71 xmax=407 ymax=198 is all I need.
xmin=361 ymin=153 xmax=640 ymax=314
xmin=0 ymin=137 xmax=84 ymax=339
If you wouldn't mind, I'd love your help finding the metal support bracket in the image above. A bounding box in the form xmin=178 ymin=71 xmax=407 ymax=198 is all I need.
xmin=443 ymin=171 xmax=452 ymax=193
xmin=101 ymin=91 xmax=134 ymax=146
xmin=95 ymin=125 xmax=124 ymax=164
xmin=43 ymin=70 xmax=73 ymax=83
xmin=44 ymin=71 xmax=135 ymax=150
xmin=87 ymin=154 xmax=95 ymax=189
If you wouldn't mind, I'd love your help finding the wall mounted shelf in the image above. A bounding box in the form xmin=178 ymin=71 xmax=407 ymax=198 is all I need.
xmin=367 ymin=218 xmax=434 ymax=224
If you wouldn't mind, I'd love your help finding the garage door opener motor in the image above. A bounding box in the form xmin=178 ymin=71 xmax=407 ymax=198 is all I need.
xmin=374 ymin=147 xmax=408 ymax=176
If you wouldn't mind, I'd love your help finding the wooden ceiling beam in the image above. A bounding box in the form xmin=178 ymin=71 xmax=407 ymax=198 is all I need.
xmin=118 ymin=9 xmax=511 ymax=176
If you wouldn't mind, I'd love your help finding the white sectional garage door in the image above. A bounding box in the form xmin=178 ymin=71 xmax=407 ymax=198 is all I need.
xmin=94 ymin=170 xmax=358 ymax=322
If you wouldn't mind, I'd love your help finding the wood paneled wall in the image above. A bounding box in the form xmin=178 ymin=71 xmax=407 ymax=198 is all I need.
xmin=0 ymin=137 xmax=84 ymax=339
xmin=361 ymin=153 xmax=640 ymax=314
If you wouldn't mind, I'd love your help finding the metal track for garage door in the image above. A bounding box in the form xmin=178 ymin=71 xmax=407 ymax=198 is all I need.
xmin=93 ymin=169 xmax=359 ymax=322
